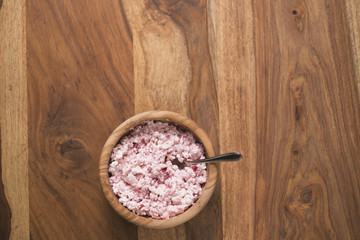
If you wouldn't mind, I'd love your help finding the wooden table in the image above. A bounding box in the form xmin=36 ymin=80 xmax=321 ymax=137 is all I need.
xmin=1 ymin=0 xmax=360 ymax=239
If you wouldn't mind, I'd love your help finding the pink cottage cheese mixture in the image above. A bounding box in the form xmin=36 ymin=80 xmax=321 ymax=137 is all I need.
xmin=108 ymin=120 xmax=207 ymax=219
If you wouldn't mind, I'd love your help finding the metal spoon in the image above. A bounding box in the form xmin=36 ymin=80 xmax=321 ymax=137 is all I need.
xmin=189 ymin=152 xmax=242 ymax=164
xmin=172 ymin=152 xmax=242 ymax=169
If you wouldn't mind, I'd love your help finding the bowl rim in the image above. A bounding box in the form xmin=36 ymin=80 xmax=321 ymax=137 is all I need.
xmin=99 ymin=110 xmax=218 ymax=229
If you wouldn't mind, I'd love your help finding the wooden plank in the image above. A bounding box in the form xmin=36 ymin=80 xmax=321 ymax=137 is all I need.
xmin=254 ymin=0 xmax=360 ymax=239
xmin=27 ymin=0 xmax=137 ymax=239
xmin=346 ymin=0 xmax=360 ymax=94
xmin=208 ymin=0 xmax=257 ymax=239
xmin=121 ymin=0 xmax=222 ymax=239
xmin=0 ymin=0 xmax=28 ymax=239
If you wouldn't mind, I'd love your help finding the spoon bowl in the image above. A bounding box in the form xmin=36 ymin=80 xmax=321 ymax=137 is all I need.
xmin=173 ymin=152 xmax=242 ymax=169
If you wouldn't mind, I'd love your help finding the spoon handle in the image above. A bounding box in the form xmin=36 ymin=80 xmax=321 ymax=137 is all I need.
xmin=190 ymin=152 xmax=242 ymax=164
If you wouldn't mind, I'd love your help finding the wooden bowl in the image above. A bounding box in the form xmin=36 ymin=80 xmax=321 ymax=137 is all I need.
xmin=99 ymin=110 xmax=217 ymax=229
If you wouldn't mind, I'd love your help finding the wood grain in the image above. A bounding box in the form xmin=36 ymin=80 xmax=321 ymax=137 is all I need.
xmin=121 ymin=0 xmax=222 ymax=239
xmin=346 ymin=0 xmax=360 ymax=94
xmin=121 ymin=2 xmax=189 ymax=238
xmin=254 ymin=0 xmax=360 ymax=239
xmin=27 ymin=0 xmax=137 ymax=239
xmin=208 ymin=0 xmax=257 ymax=239
xmin=0 ymin=0 xmax=28 ymax=239
xmin=1 ymin=0 xmax=359 ymax=238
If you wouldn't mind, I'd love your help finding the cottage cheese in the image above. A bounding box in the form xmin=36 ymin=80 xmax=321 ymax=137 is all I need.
xmin=109 ymin=120 xmax=207 ymax=219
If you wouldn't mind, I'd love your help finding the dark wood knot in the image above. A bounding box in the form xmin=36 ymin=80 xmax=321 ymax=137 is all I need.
xmin=291 ymin=6 xmax=305 ymax=32
xmin=300 ymin=189 xmax=313 ymax=203
xmin=56 ymin=138 xmax=91 ymax=174
xmin=58 ymin=138 xmax=85 ymax=155
xmin=291 ymin=141 xmax=301 ymax=158
xmin=284 ymin=186 xmax=315 ymax=217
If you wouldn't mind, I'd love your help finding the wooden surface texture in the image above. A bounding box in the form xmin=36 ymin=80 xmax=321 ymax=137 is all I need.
xmin=0 ymin=0 xmax=28 ymax=239
xmin=1 ymin=0 xmax=360 ymax=239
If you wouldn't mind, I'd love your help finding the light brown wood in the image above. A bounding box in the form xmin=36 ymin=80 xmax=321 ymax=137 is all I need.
xmin=121 ymin=1 xmax=190 ymax=237
xmin=122 ymin=1 xmax=191 ymax=116
xmin=208 ymin=0 xmax=257 ymax=239
xmin=99 ymin=111 xmax=218 ymax=229
xmin=346 ymin=0 xmax=360 ymax=94
xmin=121 ymin=0 xmax=222 ymax=239
xmin=254 ymin=0 xmax=360 ymax=239
xmin=0 ymin=0 xmax=28 ymax=239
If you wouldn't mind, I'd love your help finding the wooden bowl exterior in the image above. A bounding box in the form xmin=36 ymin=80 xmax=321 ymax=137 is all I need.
xmin=99 ymin=110 xmax=217 ymax=229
